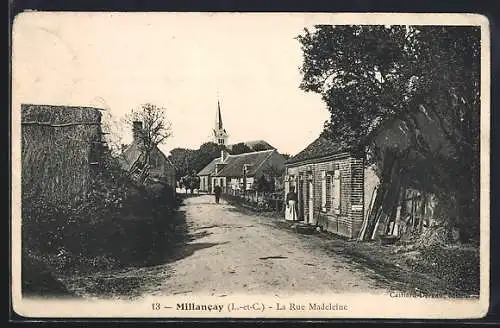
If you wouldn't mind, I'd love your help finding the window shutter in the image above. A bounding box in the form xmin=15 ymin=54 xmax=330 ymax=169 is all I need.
xmin=332 ymin=170 xmax=341 ymax=214
xmin=326 ymin=174 xmax=331 ymax=209
xmin=321 ymin=171 xmax=327 ymax=211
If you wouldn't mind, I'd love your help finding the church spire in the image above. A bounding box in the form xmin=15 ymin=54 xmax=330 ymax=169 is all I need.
xmin=217 ymin=100 xmax=223 ymax=130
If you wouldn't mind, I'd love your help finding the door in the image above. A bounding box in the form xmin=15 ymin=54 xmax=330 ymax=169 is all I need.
xmin=308 ymin=180 xmax=314 ymax=224
xmin=298 ymin=178 xmax=304 ymax=220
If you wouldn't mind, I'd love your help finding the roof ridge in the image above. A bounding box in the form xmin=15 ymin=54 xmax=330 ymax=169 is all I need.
xmin=252 ymin=149 xmax=275 ymax=174
xmin=21 ymin=103 xmax=106 ymax=111
xmin=228 ymin=149 xmax=274 ymax=158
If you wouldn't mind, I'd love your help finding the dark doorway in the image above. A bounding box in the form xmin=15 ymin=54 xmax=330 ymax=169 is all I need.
xmin=298 ymin=176 xmax=305 ymax=220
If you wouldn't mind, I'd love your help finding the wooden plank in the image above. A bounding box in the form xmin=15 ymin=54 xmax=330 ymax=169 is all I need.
xmin=358 ymin=185 xmax=378 ymax=241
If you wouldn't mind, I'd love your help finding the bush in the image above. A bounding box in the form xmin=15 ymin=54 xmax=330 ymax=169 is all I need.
xmin=22 ymin=160 xmax=180 ymax=275
xmin=405 ymin=244 xmax=480 ymax=296
xmin=22 ymin=248 xmax=74 ymax=297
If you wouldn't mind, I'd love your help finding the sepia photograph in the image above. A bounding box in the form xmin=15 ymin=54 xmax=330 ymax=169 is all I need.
xmin=11 ymin=12 xmax=490 ymax=319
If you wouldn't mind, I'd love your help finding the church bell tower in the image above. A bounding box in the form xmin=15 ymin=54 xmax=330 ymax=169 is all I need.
xmin=213 ymin=100 xmax=228 ymax=146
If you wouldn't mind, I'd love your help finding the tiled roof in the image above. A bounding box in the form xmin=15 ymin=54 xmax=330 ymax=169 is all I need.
xmin=213 ymin=149 xmax=275 ymax=177
xmin=286 ymin=136 xmax=353 ymax=164
xmin=197 ymin=157 xmax=221 ymax=176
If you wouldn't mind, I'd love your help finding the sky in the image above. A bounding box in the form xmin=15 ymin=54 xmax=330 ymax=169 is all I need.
xmin=12 ymin=12 xmax=330 ymax=156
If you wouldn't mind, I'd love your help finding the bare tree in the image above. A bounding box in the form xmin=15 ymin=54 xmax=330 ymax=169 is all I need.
xmin=125 ymin=103 xmax=173 ymax=183
xmin=101 ymin=111 xmax=124 ymax=157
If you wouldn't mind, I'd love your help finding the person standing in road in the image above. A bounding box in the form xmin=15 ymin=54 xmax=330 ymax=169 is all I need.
xmin=214 ymin=184 xmax=222 ymax=204
xmin=285 ymin=186 xmax=298 ymax=221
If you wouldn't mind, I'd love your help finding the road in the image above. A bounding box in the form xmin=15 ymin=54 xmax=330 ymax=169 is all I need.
xmin=145 ymin=194 xmax=389 ymax=297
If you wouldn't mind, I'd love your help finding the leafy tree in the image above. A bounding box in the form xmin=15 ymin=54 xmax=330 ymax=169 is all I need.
xmin=180 ymin=174 xmax=200 ymax=194
xmin=262 ymin=164 xmax=285 ymax=192
xmin=252 ymin=143 xmax=269 ymax=152
xmin=168 ymin=147 xmax=195 ymax=179
xmin=254 ymin=175 xmax=273 ymax=193
xmin=297 ymin=25 xmax=480 ymax=242
xmin=191 ymin=142 xmax=227 ymax=173
xmin=281 ymin=153 xmax=291 ymax=160
xmin=168 ymin=142 xmax=226 ymax=180
xmin=231 ymin=142 xmax=253 ymax=155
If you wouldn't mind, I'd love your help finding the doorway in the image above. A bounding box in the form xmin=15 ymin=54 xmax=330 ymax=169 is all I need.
xmin=308 ymin=180 xmax=314 ymax=224
xmin=298 ymin=178 xmax=304 ymax=220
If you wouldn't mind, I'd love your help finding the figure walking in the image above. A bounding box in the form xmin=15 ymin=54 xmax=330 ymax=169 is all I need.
xmin=214 ymin=184 xmax=222 ymax=204
xmin=285 ymin=186 xmax=298 ymax=221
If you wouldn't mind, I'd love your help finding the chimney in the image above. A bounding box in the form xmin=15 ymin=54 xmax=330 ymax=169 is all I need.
xmin=132 ymin=121 xmax=142 ymax=141
xmin=221 ymin=150 xmax=227 ymax=162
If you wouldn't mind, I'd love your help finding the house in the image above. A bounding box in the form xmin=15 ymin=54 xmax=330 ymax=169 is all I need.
xmin=211 ymin=149 xmax=286 ymax=194
xmin=120 ymin=121 xmax=176 ymax=192
xmin=284 ymin=136 xmax=378 ymax=239
xmin=21 ymin=104 xmax=104 ymax=204
xmin=197 ymin=150 xmax=228 ymax=193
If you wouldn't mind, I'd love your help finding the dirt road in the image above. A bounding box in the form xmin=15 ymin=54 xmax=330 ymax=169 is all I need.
xmin=144 ymin=195 xmax=389 ymax=297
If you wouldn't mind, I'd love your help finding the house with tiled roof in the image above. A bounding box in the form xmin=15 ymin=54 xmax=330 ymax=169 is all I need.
xmin=210 ymin=149 xmax=285 ymax=193
xmin=285 ymin=136 xmax=379 ymax=239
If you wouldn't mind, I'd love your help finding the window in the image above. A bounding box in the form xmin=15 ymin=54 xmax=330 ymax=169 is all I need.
xmin=331 ymin=170 xmax=341 ymax=214
xmin=322 ymin=169 xmax=341 ymax=214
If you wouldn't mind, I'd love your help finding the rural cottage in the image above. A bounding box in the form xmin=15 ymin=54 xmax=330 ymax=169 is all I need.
xmin=200 ymin=149 xmax=285 ymax=194
xmin=284 ymin=137 xmax=378 ymax=239
xmin=120 ymin=121 xmax=176 ymax=192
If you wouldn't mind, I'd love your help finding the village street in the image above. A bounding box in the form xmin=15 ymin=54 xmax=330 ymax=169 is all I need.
xmin=63 ymin=193 xmax=459 ymax=301
xmin=145 ymin=194 xmax=392 ymax=297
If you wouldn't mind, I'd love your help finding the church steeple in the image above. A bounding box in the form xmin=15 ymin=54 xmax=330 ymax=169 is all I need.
xmin=216 ymin=100 xmax=223 ymax=130
xmin=213 ymin=99 xmax=228 ymax=146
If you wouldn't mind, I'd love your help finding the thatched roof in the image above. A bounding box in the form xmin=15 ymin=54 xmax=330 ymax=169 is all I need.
xmin=21 ymin=104 xmax=104 ymax=204
xmin=21 ymin=104 xmax=103 ymax=124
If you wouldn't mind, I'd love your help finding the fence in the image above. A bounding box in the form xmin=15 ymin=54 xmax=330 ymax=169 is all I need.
xmin=222 ymin=188 xmax=285 ymax=213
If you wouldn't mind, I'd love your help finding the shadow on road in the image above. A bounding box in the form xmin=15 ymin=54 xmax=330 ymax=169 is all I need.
xmin=167 ymin=241 xmax=230 ymax=263
xmin=142 ymin=207 xmax=230 ymax=265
